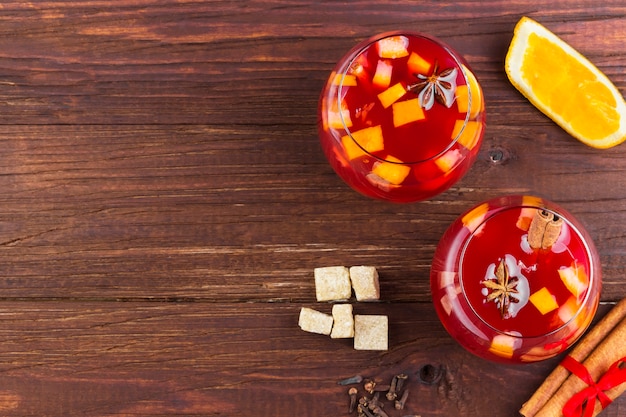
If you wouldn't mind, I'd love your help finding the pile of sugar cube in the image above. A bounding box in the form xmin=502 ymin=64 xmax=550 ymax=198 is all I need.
xmin=298 ymin=266 xmax=388 ymax=351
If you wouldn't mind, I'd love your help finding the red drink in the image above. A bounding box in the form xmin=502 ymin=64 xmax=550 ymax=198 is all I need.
xmin=318 ymin=32 xmax=485 ymax=202
xmin=431 ymin=196 xmax=601 ymax=363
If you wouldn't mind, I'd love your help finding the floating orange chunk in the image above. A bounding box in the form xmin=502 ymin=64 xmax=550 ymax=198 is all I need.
xmin=372 ymin=60 xmax=393 ymax=89
xmin=377 ymin=82 xmax=407 ymax=108
xmin=529 ymin=287 xmax=559 ymax=315
xmin=455 ymin=65 xmax=484 ymax=119
xmin=366 ymin=172 xmax=401 ymax=192
xmin=392 ymin=98 xmax=425 ymax=127
xmin=461 ymin=202 xmax=489 ymax=232
xmin=327 ymin=100 xmax=353 ymax=129
xmin=376 ymin=35 xmax=409 ymax=58
xmin=489 ymin=334 xmax=518 ymax=359
xmin=372 ymin=156 xmax=411 ymax=185
xmin=332 ymin=73 xmax=358 ymax=86
xmin=516 ymin=207 xmax=537 ymax=231
xmin=341 ymin=135 xmax=366 ymax=161
xmin=341 ymin=125 xmax=384 ymax=160
xmin=407 ymin=51 xmax=432 ymax=76
xmin=557 ymin=295 xmax=581 ymax=324
xmin=522 ymin=196 xmax=543 ymax=207
xmin=451 ymin=119 xmax=482 ymax=150
xmin=328 ymin=108 xmax=352 ymax=129
xmin=349 ymin=53 xmax=371 ymax=84
xmin=558 ymin=264 xmax=589 ymax=299
xmin=434 ymin=149 xmax=461 ymax=173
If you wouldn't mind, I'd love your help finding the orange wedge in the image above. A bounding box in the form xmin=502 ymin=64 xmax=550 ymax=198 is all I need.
xmin=505 ymin=17 xmax=626 ymax=149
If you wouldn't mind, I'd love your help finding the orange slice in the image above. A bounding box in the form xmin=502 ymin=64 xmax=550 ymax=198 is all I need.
xmin=505 ymin=17 xmax=626 ymax=149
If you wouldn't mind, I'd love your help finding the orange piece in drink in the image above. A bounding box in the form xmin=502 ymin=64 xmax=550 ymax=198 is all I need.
xmin=558 ymin=264 xmax=589 ymax=299
xmin=376 ymin=35 xmax=409 ymax=58
xmin=451 ymin=120 xmax=482 ymax=150
xmin=461 ymin=202 xmax=489 ymax=232
xmin=372 ymin=60 xmax=393 ymax=89
xmin=392 ymin=98 xmax=425 ymax=127
xmin=529 ymin=287 xmax=559 ymax=315
xmin=372 ymin=156 xmax=411 ymax=185
xmin=332 ymin=73 xmax=358 ymax=86
xmin=341 ymin=125 xmax=384 ymax=160
xmin=377 ymin=82 xmax=407 ymax=108
xmin=455 ymin=65 xmax=484 ymax=119
xmin=489 ymin=334 xmax=518 ymax=359
xmin=407 ymin=51 xmax=432 ymax=76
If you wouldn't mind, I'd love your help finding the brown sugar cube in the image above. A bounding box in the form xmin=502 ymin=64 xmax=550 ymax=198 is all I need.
xmin=354 ymin=315 xmax=388 ymax=350
xmin=349 ymin=266 xmax=380 ymax=301
xmin=314 ymin=266 xmax=352 ymax=302
xmin=298 ymin=307 xmax=333 ymax=335
xmin=330 ymin=304 xmax=354 ymax=339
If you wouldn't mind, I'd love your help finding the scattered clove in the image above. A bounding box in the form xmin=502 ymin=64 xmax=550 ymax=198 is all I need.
xmin=368 ymin=392 xmax=384 ymax=409
xmin=349 ymin=387 xmax=358 ymax=413
xmin=345 ymin=372 xmax=415 ymax=416
xmin=386 ymin=373 xmax=407 ymax=401
xmin=386 ymin=375 xmax=399 ymax=401
xmin=358 ymin=404 xmax=376 ymax=417
xmin=363 ymin=379 xmax=377 ymax=394
xmin=395 ymin=389 xmax=409 ymax=410
xmin=370 ymin=405 xmax=389 ymax=417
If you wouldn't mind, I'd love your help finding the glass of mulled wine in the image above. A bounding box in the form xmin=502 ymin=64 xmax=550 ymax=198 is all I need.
xmin=430 ymin=195 xmax=601 ymax=363
xmin=318 ymin=31 xmax=485 ymax=203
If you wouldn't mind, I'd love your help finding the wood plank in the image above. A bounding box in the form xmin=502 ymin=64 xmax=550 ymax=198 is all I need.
xmin=0 ymin=1 xmax=625 ymax=415
xmin=0 ymin=123 xmax=624 ymax=300
xmin=0 ymin=301 xmax=620 ymax=416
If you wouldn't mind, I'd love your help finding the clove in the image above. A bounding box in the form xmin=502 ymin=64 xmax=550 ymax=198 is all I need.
xmin=363 ymin=379 xmax=377 ymax=394
xmin=348 ymin=387 xmax=358 ymax=413
xmin=386 ymin=375 xmax=398 ymax=401
xmin=395 ymin=373 xmax=408 ymax=393
xmin=386 ymin=373 xmax=407 ymax=401
xmin=367 ymin=392 xmax=384 ymax=410
xmin=370 ymin=405 xmax=389 ymax=417
xmin=395 ymin=389 xmax=410 ymax=410
xmin=357 ymin=404 xmax=376 ymax=417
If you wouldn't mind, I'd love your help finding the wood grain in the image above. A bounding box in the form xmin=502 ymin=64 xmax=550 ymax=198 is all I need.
xmin=0 ymin=0 xmax=624 ymax=415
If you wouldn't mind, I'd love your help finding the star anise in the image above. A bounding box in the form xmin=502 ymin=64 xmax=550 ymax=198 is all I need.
xmin=482 ymin=259 xmax=519 ymax=319
xmin=407 ymin=61 xmax=458 ymax=110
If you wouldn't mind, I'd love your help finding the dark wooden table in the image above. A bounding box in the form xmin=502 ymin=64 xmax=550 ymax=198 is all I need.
xmin=0 ymin=1 xmax=624 ymax=416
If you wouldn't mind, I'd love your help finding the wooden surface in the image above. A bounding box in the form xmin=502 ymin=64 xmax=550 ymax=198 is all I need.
xmin=0 ymin=1 xmax=625 ymax=415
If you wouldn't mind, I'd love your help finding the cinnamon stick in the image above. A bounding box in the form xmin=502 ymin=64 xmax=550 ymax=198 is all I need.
xmin=520 ymin=298 xmax=626 ymax=416
xmin=528 ymin=210 xmax=562 ymax=250
xmin=542 ymin=216 xmax=563 ymax=249
xmin=534 ymin=315 xmax=626 ymax=416
xmin=528 ymin=210 xmax=552 ymax=250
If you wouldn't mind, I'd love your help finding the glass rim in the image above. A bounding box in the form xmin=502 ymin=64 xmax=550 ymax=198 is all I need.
xmin=336 ymin=31 xmax=474 ymax=165
xmin=457 ymin=200 xmax=599 ymax=340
